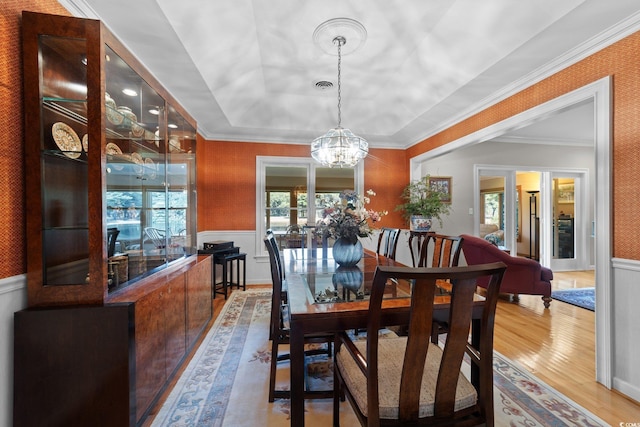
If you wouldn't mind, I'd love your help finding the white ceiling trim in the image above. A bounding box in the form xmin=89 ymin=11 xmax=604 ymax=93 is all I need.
xmin=490 ymin=135 xmax=593 ymax=147
xmin=58 ymin=0 xmax=99 ymax=19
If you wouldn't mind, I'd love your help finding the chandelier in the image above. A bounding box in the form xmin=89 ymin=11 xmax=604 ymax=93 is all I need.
xmin=311 ymin=21 xmax=368 ymax=168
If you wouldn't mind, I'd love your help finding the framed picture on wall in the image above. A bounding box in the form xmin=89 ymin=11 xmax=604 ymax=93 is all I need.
xmin=557 ymin=183 xmax=574 ymax=203
xmin=428 ymin=176 xmax=452 ymax=203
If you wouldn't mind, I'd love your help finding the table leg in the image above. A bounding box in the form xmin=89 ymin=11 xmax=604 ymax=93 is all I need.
xmin=290 ymin=322 xmax=305 ymax=426
xmin=470 ymin=318 xmax=480 ymax=387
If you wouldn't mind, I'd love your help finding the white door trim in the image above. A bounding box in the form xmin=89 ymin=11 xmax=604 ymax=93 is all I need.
xmin=410 ymin=77 xmax=612 ymax=388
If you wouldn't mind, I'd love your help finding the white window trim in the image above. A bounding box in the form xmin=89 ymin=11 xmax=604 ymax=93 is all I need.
xmin=255 ymin=156 xmax=364 ymax=258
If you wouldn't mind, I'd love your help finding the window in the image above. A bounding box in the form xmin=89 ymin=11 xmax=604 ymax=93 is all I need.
xmin=482 ymin=191 xmax=504 ymax=228
xmin=257 ymin=157 xmax=362 ymax=254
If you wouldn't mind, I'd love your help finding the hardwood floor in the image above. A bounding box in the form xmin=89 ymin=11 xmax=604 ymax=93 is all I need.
xmin=145 ymin=276 xmax=640 ymax=426
xmin=494 ymin=270 xmax=640 ymax=425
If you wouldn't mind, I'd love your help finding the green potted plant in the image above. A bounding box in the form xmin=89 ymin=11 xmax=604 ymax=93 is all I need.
xmin=396 ymin=175 xmax=451 ymax=231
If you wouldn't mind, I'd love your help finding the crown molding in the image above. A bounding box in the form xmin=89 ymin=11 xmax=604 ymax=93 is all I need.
xmin=57 ymin=0 xmax=99 ymax=18
xmin=490 ymin=135 xmax=593 ymax=147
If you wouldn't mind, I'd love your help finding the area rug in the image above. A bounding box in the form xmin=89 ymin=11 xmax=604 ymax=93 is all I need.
xmin=551 ymin=287 xmax=595 ymax=311
xmin=151 ymin=289 xmax=607 ymax=427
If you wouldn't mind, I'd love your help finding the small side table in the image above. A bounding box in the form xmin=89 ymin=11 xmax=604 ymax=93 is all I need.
xmin=213 ymin=252 xmax=246 ymax=299
xmin=225 ymin=252 xmax=247 ymax=292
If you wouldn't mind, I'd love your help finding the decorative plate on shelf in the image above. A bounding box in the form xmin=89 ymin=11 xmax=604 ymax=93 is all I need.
xmin=168 ymin=135 xmax=181 ymax=153
xmin=106 ymin=142 xmax=124 ymax=170
xmin=131 ymin=152 xmax=144 ymax=175
xmin=51 ymin=122 xmax=82 ymax=159
xmin=131 ymin=122 xmax=145 ymax=138
xmin=106 ymin=104 xmax=124 ymax=126
xmin=82 ymin=134 xmax=88 ymax=152
xmin=145 ymin=157 xmax=157 ymax=179
xmin=105 ymin=100 xmax=124 ymax=126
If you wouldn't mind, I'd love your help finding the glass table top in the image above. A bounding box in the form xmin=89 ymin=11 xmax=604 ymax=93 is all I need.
xmin=302 ymin=266 xmax=413 ymax=304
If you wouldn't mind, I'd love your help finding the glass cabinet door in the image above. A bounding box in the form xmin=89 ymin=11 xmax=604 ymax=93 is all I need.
xmin=105 ymin=45 xmax=168 ymax=289
xmin=167 ymin=105 xmax=197 ymax=259
xmin=39 ymin=35 xmax=90 ymax=286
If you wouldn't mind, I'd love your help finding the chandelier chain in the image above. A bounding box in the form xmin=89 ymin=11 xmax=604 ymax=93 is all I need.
xmin=336 ymin=37 xmax=342 ymax=128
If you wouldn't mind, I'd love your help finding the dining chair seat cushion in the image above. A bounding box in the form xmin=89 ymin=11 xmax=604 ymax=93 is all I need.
xmin=336 ymin=337 xmax=477 ymax=419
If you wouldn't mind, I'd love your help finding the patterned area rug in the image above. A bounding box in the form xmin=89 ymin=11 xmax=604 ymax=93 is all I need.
xmin=151 ymin=289 xmax=607 ymax=426
xmin=551 ymin=287 xmax=595 ymax=311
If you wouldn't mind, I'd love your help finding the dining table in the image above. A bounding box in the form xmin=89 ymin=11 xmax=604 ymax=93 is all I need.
xmin=283 ymin=246 xmax=487 ymax=427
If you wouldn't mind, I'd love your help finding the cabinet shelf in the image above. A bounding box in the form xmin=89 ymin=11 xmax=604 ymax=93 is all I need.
xmin=43 ymin=225 xmax=89 ymax=231
xmin=44 ymin=98 xmax=157 ymax=143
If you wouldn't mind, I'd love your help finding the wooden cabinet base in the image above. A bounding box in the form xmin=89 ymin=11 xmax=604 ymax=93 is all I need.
xmin=14 ymin=304 xmax=136 ymax=427
xmin=13 ymin=255 xmax=212 ymax=426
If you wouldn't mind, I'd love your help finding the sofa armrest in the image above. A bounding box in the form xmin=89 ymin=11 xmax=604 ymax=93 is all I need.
xmin=540 ymin=266 xmax=553 ymax=282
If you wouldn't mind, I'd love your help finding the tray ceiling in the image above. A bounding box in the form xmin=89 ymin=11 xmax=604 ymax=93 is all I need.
xmin=65 ymin=0 xmax=640 ymax=148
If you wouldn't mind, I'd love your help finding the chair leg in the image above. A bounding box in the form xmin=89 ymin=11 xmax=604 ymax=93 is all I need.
xmin=430 ymin=322 xmax=440 ymax=344
xmin=543 ymin=295 xmax=552 ymax=308
xmin=268 ymin=338 xmax=279 ymax=402
xmin=333 ymin=356 xmax=341 ymax=426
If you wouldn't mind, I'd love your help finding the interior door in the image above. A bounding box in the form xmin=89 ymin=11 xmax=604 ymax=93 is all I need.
xmin=548 ymin=172 xmax=584 ymax=271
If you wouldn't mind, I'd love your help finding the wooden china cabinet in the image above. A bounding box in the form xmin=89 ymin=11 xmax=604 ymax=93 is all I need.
xmin=14 ymin=11 xmax=211 ymax=426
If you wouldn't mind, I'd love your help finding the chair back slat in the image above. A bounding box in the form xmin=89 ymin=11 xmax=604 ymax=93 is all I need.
xmin=376 ymin=228 xmax=401 ymax=260
xmin=398 ymin=278 xmax=436 ymax=420
xmin=408 ymin=231 xmax=433 ymax=267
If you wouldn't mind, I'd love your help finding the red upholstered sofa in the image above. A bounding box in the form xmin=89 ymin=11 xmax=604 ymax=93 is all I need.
xmin=460 ymin=234 xmax=553 ymax=308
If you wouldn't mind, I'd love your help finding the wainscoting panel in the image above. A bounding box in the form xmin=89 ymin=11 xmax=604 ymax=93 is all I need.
xmin=611 ymin=257 xmax=640 ymax=403
xmin=0 ymin=274 xmax=27 ymax=427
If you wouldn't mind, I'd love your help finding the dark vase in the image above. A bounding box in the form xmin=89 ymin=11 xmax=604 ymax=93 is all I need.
xmin=332 ymin=237 xmax=363 ymax=267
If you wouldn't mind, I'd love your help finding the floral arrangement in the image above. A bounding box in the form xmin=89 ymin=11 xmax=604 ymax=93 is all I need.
xmin=395 ymin=175 xmax=451 ymax=226
xmin=315 ymin=189 xmax=388 ymax=244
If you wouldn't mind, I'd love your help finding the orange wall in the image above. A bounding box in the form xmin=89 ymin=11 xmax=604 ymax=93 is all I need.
xmin=196 ymin=138 xmax=407 ymax=231
xmin=406 ymin=30 xmax=640 ymax=259
xmin=1 ymin=1 xmax=70 ymax=278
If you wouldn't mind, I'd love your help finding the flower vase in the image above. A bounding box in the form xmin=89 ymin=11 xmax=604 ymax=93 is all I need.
xmin=332 ymin=237 xmax=363 ymax=267
xmin=410 ymin=215 xmax=433 ymax=231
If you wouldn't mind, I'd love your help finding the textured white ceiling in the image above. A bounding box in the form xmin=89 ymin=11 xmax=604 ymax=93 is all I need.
xmin=66 ymin=0 xmax=640 ymax=148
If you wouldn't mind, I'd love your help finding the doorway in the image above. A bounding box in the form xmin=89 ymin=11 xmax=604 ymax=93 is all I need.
xmin=411 ymin=77 xmax=612 ymax=387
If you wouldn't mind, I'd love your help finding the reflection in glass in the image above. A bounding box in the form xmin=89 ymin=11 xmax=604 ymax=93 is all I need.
xmin=553 ymin=178 xmax=575 ymax=259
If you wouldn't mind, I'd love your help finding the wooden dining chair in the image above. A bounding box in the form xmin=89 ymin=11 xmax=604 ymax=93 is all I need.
xmin=376 ymin=228 xmax=401 ymax=260
xmin=264 ymin=237 xmax=334 ymax=402
xmin=333 ymin=262 xmax=506 ymax=427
